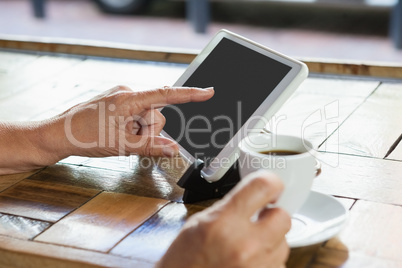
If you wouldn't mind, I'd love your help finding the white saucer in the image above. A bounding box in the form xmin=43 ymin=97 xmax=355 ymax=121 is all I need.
xmin=286 ymin=191 xmax=348 ymax=248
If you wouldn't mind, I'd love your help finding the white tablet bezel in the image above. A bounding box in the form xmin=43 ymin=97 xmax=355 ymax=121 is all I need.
xmin=161 ymin=29 xmax=308 ymax=182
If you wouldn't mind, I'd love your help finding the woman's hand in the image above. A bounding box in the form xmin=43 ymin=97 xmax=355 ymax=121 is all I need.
xmin=0 ymin=86 xmax=214 ymax=174
xmin=53 ymin=85 xmax=214 ymax=158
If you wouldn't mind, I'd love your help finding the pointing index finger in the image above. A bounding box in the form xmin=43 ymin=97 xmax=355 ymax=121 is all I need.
xmin=135 ymin=86 xmax=214 ymax=109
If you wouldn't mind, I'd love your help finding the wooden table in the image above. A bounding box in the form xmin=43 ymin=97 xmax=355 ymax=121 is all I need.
xmin=0 ymin=37 xmax=402 ymax=267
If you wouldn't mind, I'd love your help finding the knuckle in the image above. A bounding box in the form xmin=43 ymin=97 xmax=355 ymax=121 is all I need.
xmin=115 ymin=85 xmax=132 ymax=92
xmin=190 ymin=209 xmax=226 ymax=239
xmin=157 ymin=112 xmax=166 ymax=125
xmin=197 ymin=219 xmax=217 ymax=238
xmin=157 ymin=87 xmax=171 ymax=98
xmin=267 ymin=208 xmax=292 ymax=232
xmin=230 ymin=248 xmax=248 ymax=265
xmin=140 ymin=137 xmax=153 ymax=156
xmin=251 ymin=175 xmax=272 ymax=188
xmin=106 ymin=87 xmax=132 ymax=105
xmin=229 ymin=240 xmax=257 ymax=265
xmin=276 ymin=209 xmax=292 ymax=231
xmin=225 ymin=191 xmax=246 ymax=214
xmin=247 ymin=176 xmax=272 ymax=194
xmin=185 ymin=217 xmax=218 ymax=247
xmin=264 ymin=239 xmax=277 ymax=253
xmin=249 ymin=172 xmax=284 ymax=195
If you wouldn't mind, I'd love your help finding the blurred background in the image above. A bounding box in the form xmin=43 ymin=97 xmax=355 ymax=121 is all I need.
xmin=1 ymin=0 xmax=402 ymax=63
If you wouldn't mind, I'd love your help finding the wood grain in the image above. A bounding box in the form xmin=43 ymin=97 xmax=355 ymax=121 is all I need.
xmin=81 ymin=156 xmax=141 ymax=172
xmin=388 ymin=141 xmax=402 ymax=161
xmin=58 ymin=156 xmax=90 ymax=166
xmin=0 ymin=213 xmax=50 ymax=240
xmin=309 ymin=250 xmax=402 ymax=268
xmin=312 ymin=152 xmax=402 ymax=205
xmin=0 ymin=76 xmax=97 ymax=121
xmin=56 ymin=58 xmax=186 ymax=90
xmin=286 ymin=198 xmax=354 ymax=267
xmin=302 ymin=58 xmax=402 ymax=79
xmin=287 ymin=244 xmax=323 ymax=268
xmin=322 ymin=83 xmax=402 ymax=158
xmin=35 ymin=192 xmax=169 ymax=252
xmin=334 ymin=197 xmax=355 ymax=211
xmin=308 ymin=238 xmax=349 ymax=267
xmin=0 ymin=54 xmax=80 ymax=100
xmin=28 ymin=90 xmax=102 ymax=121
xmin=0 ymin=235 xmax=154 ymax=268
xmin=29 ymin=160 xmax=186 ymax=202
xmin=111 ymin=202 xmax=204 ymax=262
xmin=3 ymin=38 xmax=402 ymax=79
xmin=1 ymin=45 xmax=401 ymax=268
xmin=0 ymin=37 xmax=198 ymax=64
xmin=270 ymin=77 xmax=378 ymax=147
xmin=0 ymin=171 xmax=37 ymax=192
xmin=0 ymin=51 xmax=38 ymax=76
xmin=325 ymin=200 xmax=402 ymax=262
xmin=0 ymin=179 xmax=100 ymax=222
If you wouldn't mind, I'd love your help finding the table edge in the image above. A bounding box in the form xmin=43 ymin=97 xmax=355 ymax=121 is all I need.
xmin=1 ymin=35 xmax=402 ymax=79
xmin=0 ymin=234 xmax=154 ymax=268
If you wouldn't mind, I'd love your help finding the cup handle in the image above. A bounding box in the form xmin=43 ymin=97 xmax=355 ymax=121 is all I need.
xmin=315 ymin=159 xmax=322 ymax=177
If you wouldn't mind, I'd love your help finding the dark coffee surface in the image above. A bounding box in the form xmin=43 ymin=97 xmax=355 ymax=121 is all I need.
xmin=259 ymin=150 xmax=301 ymax=156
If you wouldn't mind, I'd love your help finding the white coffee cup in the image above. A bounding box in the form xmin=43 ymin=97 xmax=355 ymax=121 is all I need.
xmin=238 ymin=133 xmax=317 ymax=215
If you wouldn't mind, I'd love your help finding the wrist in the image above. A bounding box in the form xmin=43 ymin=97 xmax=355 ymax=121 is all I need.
xmin=31 ymin=117 xmax=73 ymax=165
xmin=0 ymin=120 xmax=70 ymax=174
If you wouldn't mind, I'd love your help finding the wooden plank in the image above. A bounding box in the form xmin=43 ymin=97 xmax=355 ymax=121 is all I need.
xmin=322 ymin=83 xmax=402 ymax=158
xmin=308 ymin=244 xmax=349 ymax=268
xmin=0 ymin=180 xmax=100 ymax=222
xmin=3 ymin=38 xmax=402 ymax=79
xmin=310 ymin=250 xmax=402 ymax=268
xmin=0 ymin=51 xmax=38 ymax=76
xmin=0 ymin=213 xmax=50 ymax=240
xmin=35 ymin=192 xmax=168 ymax=252
xmin=81 ymin=156 xmax=140 ymax=172
xmin=0 ymin=54 xmax=186 ymax=121
xmin=312 ymin=152 xmax=402 ymax=205
xmin=56 ymin=58 xmax=186 ymax=90
xmin=111 ymin=202 xmax=204 ymax=262
xmin=58 ymin=156 xmax=90 ymax=166
xmin=286 ymin=197 xmax=354 ymax=267
xmin=387 ymin=140 xmax=402 ymax=161
xmin=325 ymin=200 xmax=402 ymax=262
xmin=0 ymin=55 xmax=80 ymax=100
xmin=270 ymin=77 xmax=378 ymax=147
xmin=302 ymin=58 xmax=402 ymax=79
xmin=334 ymin=197 xmax=355 ymax=210
xmin=0 ymin=77 xmax=97 ymax=121
xmin=286 ymin=244 xmax=323 ymax=268
xmin=0 ymin=171 xmax=37 ymax=192
xmin=27 ymin=90 xmax=101 ymax=121
xmin=0 ymin=235 xmax=154 ymax=268
xmin=29 ymin=159 xmax=187 ymax=202
xmin=0 ymin=38 xmax=197 ymax=64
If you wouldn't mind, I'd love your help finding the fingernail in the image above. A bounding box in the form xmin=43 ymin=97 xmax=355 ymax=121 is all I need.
xmin=202 ymin=87 xmax=214 ymax=91
xmin=163 ymin=146 xmax=178 ymax=157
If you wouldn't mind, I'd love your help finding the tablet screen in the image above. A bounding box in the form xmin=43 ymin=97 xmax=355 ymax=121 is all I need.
xmin=162 ymin=37 xmax=291 ymax=165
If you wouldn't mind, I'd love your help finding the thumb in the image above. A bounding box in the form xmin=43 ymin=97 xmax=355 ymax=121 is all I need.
xmin=222 ymin=171 xmax=284 ymax=220
xmin=125 ymin=135 xmax=180 ymax=157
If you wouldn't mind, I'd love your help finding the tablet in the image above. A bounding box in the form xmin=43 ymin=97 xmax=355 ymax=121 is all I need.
xmin=161 ymin=29 xmax=308 ymax=182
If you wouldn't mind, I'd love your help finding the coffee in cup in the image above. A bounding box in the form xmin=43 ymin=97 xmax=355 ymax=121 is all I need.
xmin=238 ymin=134 xmax=317 ymax=215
